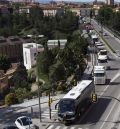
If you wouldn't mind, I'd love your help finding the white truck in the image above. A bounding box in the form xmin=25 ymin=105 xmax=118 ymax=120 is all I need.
xmin=94 ymin=66 xmax=106 ymax=85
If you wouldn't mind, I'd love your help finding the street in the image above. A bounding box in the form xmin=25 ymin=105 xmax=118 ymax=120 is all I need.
xmin=1 ymin=20 xmax=120 ymax=129
xmin=46 ymin=20 xmax=120 ymax=129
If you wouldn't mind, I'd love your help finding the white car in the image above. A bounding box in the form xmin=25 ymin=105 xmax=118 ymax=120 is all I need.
xmin=15 ymin=116 xmax=37 ymax=129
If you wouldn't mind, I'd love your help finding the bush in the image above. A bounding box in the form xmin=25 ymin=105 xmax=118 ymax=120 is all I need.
xmin=57 ymin=85 xmax=63 ymax=91
xmin=5 ymin=93 xmax=18 ymax=106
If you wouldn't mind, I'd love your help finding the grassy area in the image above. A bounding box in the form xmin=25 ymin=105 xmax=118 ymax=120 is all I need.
xmin=95 ymin=30 xmax=116 ymax=53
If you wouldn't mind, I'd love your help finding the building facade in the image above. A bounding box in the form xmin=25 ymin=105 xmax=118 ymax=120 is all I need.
xmin=23 ymin=43 xmax=37 ymax=70
xmin=42 ymin=6 xmax=64 ymax=16
xmin=106 ymin=0 xmax=114 ymax=6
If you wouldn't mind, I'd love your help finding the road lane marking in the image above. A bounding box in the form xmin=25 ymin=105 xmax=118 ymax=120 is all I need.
xmin=99 ymin=70 xmax=120 ymax=97
xmin=70 ymin=127 xmax=75 ymax=129
xmin=63 ymin=127 xmax=68 ymax=129
xmin=79 ymin=70 xmax=120 ymax=123
xmin=56 ymin=126 xmax=61 ymax=129
xmin=99 ymin=92 xmax=120 ymax=129
xmin=99 ymin=71 xmax=120 ymax=129
xmin=47 ymin=125 xmax=54 ymax=129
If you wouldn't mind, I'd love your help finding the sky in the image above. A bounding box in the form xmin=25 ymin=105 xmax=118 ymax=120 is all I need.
xmin=37 ymin=0 xmax=120 ymax=3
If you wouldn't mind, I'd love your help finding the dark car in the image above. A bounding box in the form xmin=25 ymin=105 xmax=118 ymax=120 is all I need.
xmin=3 ymin=125 xmax=18 ymax=129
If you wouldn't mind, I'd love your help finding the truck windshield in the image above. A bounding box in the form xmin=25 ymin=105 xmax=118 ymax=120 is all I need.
xmin=94 ymin=73 xmax=105 ymax=77
xmin=58 ymin=99 xmax=75 ymax=113
xmin=98 ymin=59 xmax=107 ymax=63
xmin=100 ymin=51 xmax=107 ymax=55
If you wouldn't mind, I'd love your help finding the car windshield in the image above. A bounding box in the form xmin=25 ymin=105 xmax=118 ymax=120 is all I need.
xmin=21 ymin=117 xmax=32 ymax=126
xmin=58 ymin=99 xmax=75 ymax=113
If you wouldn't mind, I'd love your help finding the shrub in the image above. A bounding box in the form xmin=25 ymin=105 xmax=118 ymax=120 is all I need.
xmin=5 ymin=93 xmax=18 ymax=106
xmin=57 ymin=85 xmax=62 ymax=91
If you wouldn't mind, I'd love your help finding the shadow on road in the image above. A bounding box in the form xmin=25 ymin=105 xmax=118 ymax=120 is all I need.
xmin=75 ymin=97 xmax=111 ymax=125
xmin=108 ymin=67 xmax=119 ymax=71
xmin=109 ymin=81 xmax=120 ymax=86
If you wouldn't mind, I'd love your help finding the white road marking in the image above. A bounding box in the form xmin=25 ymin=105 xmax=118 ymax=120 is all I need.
xmin=70 ymin=127 xmax=75 ymax=129
xmin=99 ymin=71 xmax=120 ymax=129
xmin=47 ymin=125 xmax=54 ymax=129
xmin=79 ymin=70 xmax=120 ymax=123
xmin=63 ymin=127 xmax=68 ymax=129
xmin=55 ymin=126 xmax=61 ymax=129
xmin=100 ymin=71 xmax=120 ymax=97
xmin=99 ymin=92 xmax=120 ymax=129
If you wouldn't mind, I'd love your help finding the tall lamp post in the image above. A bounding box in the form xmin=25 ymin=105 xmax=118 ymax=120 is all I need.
xmin=32 ymin=34 xmax=44 ymax=123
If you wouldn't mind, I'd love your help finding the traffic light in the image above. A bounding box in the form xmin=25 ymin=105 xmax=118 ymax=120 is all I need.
xmin=73 ymin=79 xmax=77 ymax=86
xmin=48 ymin=98 xmax=53 ymax=106
xmin=91 ymin=93 xmax=97 ymax=103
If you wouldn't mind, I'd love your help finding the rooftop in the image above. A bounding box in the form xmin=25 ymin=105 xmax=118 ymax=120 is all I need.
xmin=63 ymin=80 xmax=92 ymax=100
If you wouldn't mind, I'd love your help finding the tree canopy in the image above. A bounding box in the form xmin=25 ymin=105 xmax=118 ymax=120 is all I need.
xmin=0 ymin=55 xmax=11 ymax=72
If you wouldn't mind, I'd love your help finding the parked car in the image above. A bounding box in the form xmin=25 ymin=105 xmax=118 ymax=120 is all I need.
xmin=3 ymin=125 xmax=18 ymax=129
xmin=15 ymin=116 xmax=38 ymax=129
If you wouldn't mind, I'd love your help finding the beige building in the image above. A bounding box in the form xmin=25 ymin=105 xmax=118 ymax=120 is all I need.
xmin=71 ymin=7 xmax=80 ymax=16
xmin=41 ymin=6 xmax=64 ymax=16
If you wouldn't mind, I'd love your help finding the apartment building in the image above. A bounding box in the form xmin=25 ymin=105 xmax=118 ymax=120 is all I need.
xmin=70 ymin=7 xmax=80 ymax=16
xmin=41 ymin=6 xmax=64 ymax=16
xmin=23 ymin=43 xmax=43 ymax=69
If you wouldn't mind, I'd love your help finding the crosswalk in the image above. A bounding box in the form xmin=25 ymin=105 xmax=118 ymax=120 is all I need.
xmin=47 ymin=125 xmax=89 ymax=129
xmin=41 ymin=109 xmax=58 ymax=119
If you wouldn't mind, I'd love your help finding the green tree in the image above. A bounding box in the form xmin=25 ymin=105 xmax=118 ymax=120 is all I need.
xmin=29 ymin=6 xmax=44 ymax=26
xmin=37 ymin=52 xmax=49 ymax=75
xmin=5 ymin=93 xmax=18 ymax=106
xmin=15 ymin=88 xmax=28 ymax=102
xmin=10 ymin=63 xmax=28 ymax=89
xmin=97 ymin=7 xmax=113 ymax=26
xmin=49 ymin=60 xmax=66 ymax=84
xmin=0 ymin=55 xmax=11 ymax=72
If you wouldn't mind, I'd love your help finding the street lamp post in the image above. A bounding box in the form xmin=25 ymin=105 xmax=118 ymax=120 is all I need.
xmin=37 ymin=81 xmax=42 ymax=122
xmin=32 ymin=34 xmax=43 ymax=123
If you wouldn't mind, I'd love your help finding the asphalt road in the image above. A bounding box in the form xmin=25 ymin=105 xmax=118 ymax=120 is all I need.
xmin=92 ymin=20 xmax=120 ymax=55
xmin=46 ymin=20 xmax=120 ymax=129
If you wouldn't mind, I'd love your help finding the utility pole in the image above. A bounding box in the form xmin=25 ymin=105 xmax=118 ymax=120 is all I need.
xmin=48 ymin=91 xmax=51 ymax=119
xmin=37 ymin=79 xmax=42 ymax=122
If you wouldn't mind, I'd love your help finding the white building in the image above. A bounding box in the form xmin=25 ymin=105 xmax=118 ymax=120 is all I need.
xmin=47 ymin=39 xmax=67 ymax=49
xmin=106 ymin=0 xmax=114 ymax=6
xmin=23 ymin=43 xmax=43 ymax=70
xmin=23 ymin=39 xmax=67 ymax=69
